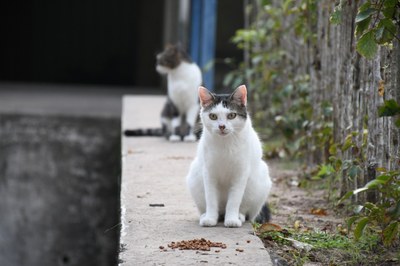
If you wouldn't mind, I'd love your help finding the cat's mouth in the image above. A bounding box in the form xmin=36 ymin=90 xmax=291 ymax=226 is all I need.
xmin=218 ymin=130 xmax=229 ymax=136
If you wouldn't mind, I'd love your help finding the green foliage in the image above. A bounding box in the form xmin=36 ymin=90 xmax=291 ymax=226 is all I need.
xmin=378 ymin=99 xmax=400 ymax=127
xmin=340 ymin=0 xmax=400 ymax=59
xmin=226 ymin=0 xmax=327 ymax=160
xmin=330 ymin=4 xmax=342 ymax=24
xmin=357 ymin=31 xmax=378 ymax=59
xmin=378 ymin=99 xmax=400 ymax=117
xmin=341 ymin=169 xmax=400 ymax=246
xmin=259 ymin=227 xmax=382 ymax=265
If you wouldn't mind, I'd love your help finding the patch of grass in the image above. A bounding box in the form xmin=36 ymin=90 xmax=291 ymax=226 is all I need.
xmin=258 ymin=227 xmax=399 ymax=265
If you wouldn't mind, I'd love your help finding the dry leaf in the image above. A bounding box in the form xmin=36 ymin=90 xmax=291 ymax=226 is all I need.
xmin=337 ymin=224 xmax=348 ymax=235
xmin=378 ymin=80 xmax=385 ymax=96
xmin=257 ymin=222 xmax=282 ymax=234
xmin=294 ymin=220 xmax=301 ymax=230
xmin=310 ymin=208 xmax=328 ymax=216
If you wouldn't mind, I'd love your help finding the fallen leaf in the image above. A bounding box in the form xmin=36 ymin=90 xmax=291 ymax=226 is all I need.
xmin=310 ymin=208 xmax=328 ymax=216
xmin=257 ymin=223 xmax=282 ymax=234
xmin=294 ymin=220 xmax=301 ymax=230
xmin=378 ymin=80 xmax=385 ymax=96
xmin=337 ymin=224 xmax=348 ymax=235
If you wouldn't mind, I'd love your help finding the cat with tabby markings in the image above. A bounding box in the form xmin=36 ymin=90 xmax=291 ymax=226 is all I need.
xmin=186 ymin=85 xmax=272 ymax=227
xmin=124 ymin=44 xmax=202 ymax=141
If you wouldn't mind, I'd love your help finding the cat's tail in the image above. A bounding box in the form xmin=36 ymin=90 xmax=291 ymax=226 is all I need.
xmin=255 ymin=203 xmax=271 ymax=224
xmin=124 ymin=128 xmax=164 ymax=137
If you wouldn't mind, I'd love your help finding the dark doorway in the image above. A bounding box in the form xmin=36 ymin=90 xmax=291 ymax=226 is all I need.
xmin=0 ymin=1 xmax=163 ymax=87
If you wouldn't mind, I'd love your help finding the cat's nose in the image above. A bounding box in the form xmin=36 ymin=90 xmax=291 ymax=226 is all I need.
xmin=219 ymin=125 xmax=226 ymax=131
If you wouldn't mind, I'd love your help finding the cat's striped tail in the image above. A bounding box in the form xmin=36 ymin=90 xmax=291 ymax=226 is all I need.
xmin=255 ymin=203 xmax=271 ymax=224
xmin=124 ymin=128 xmax=164 ymax=137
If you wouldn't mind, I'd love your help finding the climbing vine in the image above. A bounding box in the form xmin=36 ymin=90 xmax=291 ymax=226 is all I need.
xmin=226 ymin=0 xmax=400 ymax=248
xmin=331 ymin=0 xmax=400 ymax=58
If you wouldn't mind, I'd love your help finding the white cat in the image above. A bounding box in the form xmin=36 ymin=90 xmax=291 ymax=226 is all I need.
xmin=156 ymin=44 xmax=202 ymax=142
xmin=186 ymin=85 xmax=272 ymax=227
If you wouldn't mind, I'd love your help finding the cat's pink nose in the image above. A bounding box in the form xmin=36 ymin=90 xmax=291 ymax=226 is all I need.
xmin=219 ymin=125 xmax=226 ymax=130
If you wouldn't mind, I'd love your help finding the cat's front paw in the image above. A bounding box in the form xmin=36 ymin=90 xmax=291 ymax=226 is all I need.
xmin=169 ymin=134 xmax=181 ymax=142
xmin=183 ymin=134 xmax=197 ymax=142
xmin=224 ymin=218 xmax=242 ymax=228
xmin=199 ymin=214 xmax=218 ymax=227
xmin=239 ymin=213 xmax=246 ymax=223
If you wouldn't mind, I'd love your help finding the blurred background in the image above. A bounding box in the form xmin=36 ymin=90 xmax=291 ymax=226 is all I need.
xmin=0 ymin=0 xmax=242 ymax=92
xmin=0 ymin=1 xmax=243 ymax=266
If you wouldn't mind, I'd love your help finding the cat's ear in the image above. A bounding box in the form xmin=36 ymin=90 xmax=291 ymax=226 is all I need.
xmin=198 ymin=86 xmax=215 ymax=108
xmin=231 ymin=85 xmax=247 ymax=107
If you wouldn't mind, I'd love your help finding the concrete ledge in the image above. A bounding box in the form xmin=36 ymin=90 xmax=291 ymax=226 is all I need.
xmin=120 ymin=96 xmax=272 ymax=265
xmin=0 ymin=114 xmax=120 ymax=266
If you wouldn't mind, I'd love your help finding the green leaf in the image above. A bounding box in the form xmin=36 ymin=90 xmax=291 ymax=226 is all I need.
xmin=342 ymin=134 xmax=354 ymax=151
xmin=383 ymin=6 xmax=396 ymax=18
xmin=375 ymin=19 xmax=397 ymax=44
xmin=357 ymin=31 xmax=378 ymax=59
xmin=315 ymin=164 xmax=335 ymax=179
xmin=364 ymin=202 xmax=377 ymax=210
xmin=358 ymin=2 xmax=371 ymax=12
xmin=383 ymin=222 xmax=399 ymax=246
xmin=378 ymin=99 xmax=400 ymax=117
xmin=376 ymin=174 xmax=391 ymax=182
xmin=329 ymin=143 xmax=338 ymax=155
xmin=355 ymin=8 xmax=375 ymax=23
xmin=395 ymin=118 xmax=400 ymax=128
xmin=347 ymin=216 xmax=359 ymax=231
xmin=383 ymin=0 xmax=398 ymax=8
xmin=388 ymin=200 xmax=400 ymax=219
xmin=354 ymin=217 xmax=369 ymax=240
xmin=349 ymin=165 xmax=361 ymax=179
xmin=355 ymin=17 xmax=372 ymax=37
xmin=364 ymin=179 xmax=386 ymax=189
xmin=338 ymin=191 xmax=354 ymax=204
xmin=330 ymin=5 xmax=342 ymax=24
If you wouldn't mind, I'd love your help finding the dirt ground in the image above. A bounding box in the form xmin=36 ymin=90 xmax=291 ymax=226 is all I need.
xmin=268 ymin=160 xmax=343 ymax=230
xmin=266 ymin=160 xmax=347 ymax=265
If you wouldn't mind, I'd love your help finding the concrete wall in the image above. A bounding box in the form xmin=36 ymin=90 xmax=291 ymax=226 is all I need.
xmin=0 ymin=114 xmax=120 ymax=266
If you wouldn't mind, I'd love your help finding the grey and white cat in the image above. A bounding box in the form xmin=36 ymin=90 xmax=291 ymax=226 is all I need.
xmin=156 ymin=44 xmax=202 ymax=141
xmin=186 ymin=85 xmax=272 ymax=227
xmin=125 ymin=44 xmax=202 ymax=141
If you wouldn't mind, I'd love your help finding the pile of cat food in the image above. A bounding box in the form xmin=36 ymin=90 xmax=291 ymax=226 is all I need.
xmin=160 ymin=238 xmax=227 ymax=251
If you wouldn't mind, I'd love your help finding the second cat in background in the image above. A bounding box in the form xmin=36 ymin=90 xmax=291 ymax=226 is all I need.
xmin=156 ymin=44 xmax=202 ymax=142
xmin=124 ymin=44 xmax=202 ymax=141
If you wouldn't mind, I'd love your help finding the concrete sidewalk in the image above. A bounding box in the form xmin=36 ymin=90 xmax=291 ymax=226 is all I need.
xmin=120 ymin=96 xmax=272 ymax=265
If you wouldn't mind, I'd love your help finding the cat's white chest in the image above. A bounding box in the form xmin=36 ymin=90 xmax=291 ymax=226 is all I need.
xmin=202 ymin=135 xmax=250 ymax=179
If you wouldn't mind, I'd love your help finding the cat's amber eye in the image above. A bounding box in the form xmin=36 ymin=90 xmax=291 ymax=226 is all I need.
xmin=227 ymin=113 xmax=237 ymax=120
xmin=209 ymin=113 xmax=218 ymax=120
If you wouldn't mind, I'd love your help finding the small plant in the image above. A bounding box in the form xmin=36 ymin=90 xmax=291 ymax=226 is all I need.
xmin=256 ymin=224 xmax=382 ymax=265
xmin=378 ymin=99 xmax=400 ymax=127
xmin=340 ymin=169 xmax=400 ymax=246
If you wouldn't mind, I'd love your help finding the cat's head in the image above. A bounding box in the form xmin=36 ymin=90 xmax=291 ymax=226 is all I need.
xmin=198 ymin=85 xmax=248 ymax=137
xmin=156 ymin=43 xmax=191 ymax=74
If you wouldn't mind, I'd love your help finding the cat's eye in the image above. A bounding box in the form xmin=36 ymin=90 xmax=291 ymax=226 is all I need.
xmin=209 ymin=113 xmax=218 ymax=120
xmin=227 ymin=113 xmax=237 ymax=120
